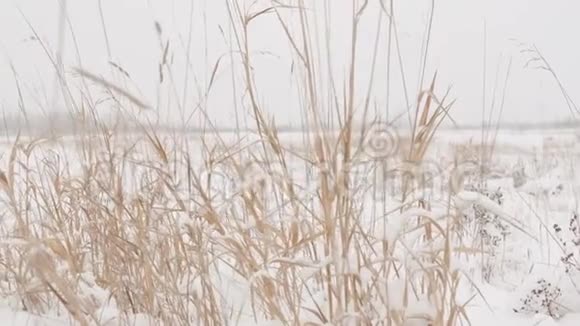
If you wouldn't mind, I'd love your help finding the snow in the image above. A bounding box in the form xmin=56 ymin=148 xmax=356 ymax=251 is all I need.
xmin=1 ymin=128 xmax=580 ymax=325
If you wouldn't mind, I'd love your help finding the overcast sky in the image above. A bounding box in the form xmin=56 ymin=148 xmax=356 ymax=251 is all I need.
xmin=0 ymin=0 xmax=578 ymax=128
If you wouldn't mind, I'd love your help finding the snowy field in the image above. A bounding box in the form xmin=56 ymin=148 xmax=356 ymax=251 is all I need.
xmin=0 ymin=0 xmax=578 ymax=324
xmin=0 ymin=126 xmax=579 ymax=325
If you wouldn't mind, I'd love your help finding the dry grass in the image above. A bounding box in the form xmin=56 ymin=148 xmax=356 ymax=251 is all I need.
xmin=0 ymin=1 xmax=508 ymax=325
xmin=0 ymin=95 xmax=471 ymax=326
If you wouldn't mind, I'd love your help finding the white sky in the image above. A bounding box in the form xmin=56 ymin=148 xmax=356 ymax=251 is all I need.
xmin=0 ymin=0 xmax=578 ymax=128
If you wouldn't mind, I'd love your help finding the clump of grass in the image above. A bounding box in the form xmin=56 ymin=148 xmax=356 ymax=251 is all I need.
xmin=0 ymin=1 xmax=507 ymax=325
xmin=461 ymin=184 xmax=510 ymax=282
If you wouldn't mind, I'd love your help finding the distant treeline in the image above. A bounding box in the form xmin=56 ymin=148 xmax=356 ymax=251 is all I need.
xmin=0 ymin=112 xmax=131 ymax=137
xmin=1 ymin=112 xmax=579 ymax=137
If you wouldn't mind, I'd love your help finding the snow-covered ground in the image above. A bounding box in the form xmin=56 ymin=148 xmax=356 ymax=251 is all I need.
xmin=0 ymin=127 xmax=579 ymax=325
